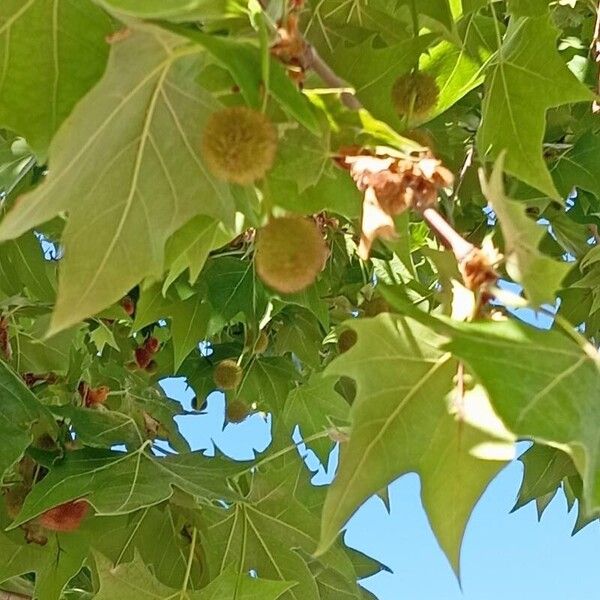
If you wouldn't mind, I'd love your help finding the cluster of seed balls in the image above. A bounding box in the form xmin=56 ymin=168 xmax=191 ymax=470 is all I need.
xmin=201 ymin=105 xmax=328 ymax=295
xmin=199 ymin=70 xmax=437 ymax=291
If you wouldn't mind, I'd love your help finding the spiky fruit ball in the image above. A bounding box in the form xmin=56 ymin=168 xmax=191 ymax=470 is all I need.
xmin=337 ymin=328 xmax=357 ymax=353
xmin=38 ymin=500 xmax=89 ymax=532
xmin=255 ymin=216 xmax=328 ymax=294
xmin=391 ymin=72 xmax=439 ymax=118
xmin=213 ymin=359 xmax=243 ymax=390
xmin=202 ymin=106 xmax=278 ymax=185
xmin=226 ymin=399 xmax=252 ymax=424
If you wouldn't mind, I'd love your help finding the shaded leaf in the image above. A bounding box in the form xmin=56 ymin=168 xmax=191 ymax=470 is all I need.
xmin=283 ymin=373 xmax=349 ymax=465
xmin=0 ymin=0 xmax=113 ymax=157
xmin=0 ymin=26 xmax=234 ymax=333
xmin=0 ymin=360 xmax=56 ymax=480
xmin=11 ymin=447 xmax=241 ymax=526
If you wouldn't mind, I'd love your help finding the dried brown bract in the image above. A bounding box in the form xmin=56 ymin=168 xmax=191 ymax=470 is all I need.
xmin=339 ymin=149 xmax=453 ymax=259
xmin=0 ymin=315 xmax=12 ymax=361
xmin=271 ymin=14 xmax=312 ymax=86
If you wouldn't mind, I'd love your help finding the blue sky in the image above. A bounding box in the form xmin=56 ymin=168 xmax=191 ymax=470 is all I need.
xmin=158 ymin=293 xmax=600 ymax=600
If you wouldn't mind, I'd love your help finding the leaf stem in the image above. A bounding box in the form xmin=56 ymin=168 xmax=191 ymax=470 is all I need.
xmin=420 ymin=207 xmax=474 ymax=260
xmin=235 ymin=430 xmax=332 ymax=478
xmin=179 ymin=526 xmax=197 ymax=600
xmin=307 ymin=46 xmax=362 ymax=110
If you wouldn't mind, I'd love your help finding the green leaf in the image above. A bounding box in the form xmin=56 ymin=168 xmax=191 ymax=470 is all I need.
xmin=194 ymin=566 xmax=296 ymax=600
xmin=507 ymin=0 xmax=549 ymax=16
xmin=133 ymin=283 xmax=176 ymax=331
xmin=14 ymin=314 xmax=83 ymax=374
xmin=0 ymin=360 xmax=56 ymax=480
xmin=169 ymin=26 xmax=319 ymax=134
xmin=480 ymin=154 xmax=570 ymax=305
xmin=237 ymin=356 xmax=299 ymax=413
xmin=53 ymin=405 xmax=143 ymax=449
xmin=420 ymin=15 xmax=496 ymax=120
xmin=10 ymin=447 xmax=241 ymax=526
xmin=118 ymin=386 xmax=192 ymax=453
xmin=552 ymin=131 xmax=600 ymax=199
xmin=0 ymin=26 xmax=234 ymax=334
xmin=274 ymin=308 xmax=323 ymax=369
xmin=0 ymin=513 xmax=84 ymax=600
xmin=513 ymin=444 xmax=577 ymax=512
xmin=318 ymin=314 xmax=513 ymax=573
xmin=442 ymin=316 xmax=600 ymax=514
xmin=328 ymin=35 xmax=437 ymax=129
xmin=201 ymin=256 xmax=268 ymax=323
xmin=89 ymin=320 xmax=120 ymax=353
xmin=0 ymin=136 xmax=34 ymax=193
xmin=96 ymin=0 xmax=245 ymax=22
xmin=477 ymin=16 xmax=592 ymax=198
xmin=0 ymin=232 xmax=55 ymax=302
xmin=283 ymin=373 xmax=349 ymax=465
xmin=171 ymin=295 xmax=212 ymax=372
xmin=0 ymin=0 xmax=113 ymax=157
xmin=203 ymin=461 xmax=362 ymax=600
xmin=164 ymin=215 xmax=232 ymax=292
xmin=94 ymin=551 xmax=295 ymax=600
xmin=94 ymin=551 xmax=177 ymax=600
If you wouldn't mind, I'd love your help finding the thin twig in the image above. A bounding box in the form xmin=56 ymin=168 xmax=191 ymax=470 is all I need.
xmin=179 ymin=527 xmax=197 ymax=600
xmin=307 ymin=45 xmax=362 ymax=110
xmin=420 ymin=206 xmax=474 ymax=260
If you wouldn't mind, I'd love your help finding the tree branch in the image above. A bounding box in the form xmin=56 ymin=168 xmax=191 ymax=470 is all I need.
xmin=307 ymin=46 xmax=363 ymax=110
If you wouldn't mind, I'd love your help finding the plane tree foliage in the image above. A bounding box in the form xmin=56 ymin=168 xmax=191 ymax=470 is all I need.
xmin=0 ymin=0 xmax=599 ymax=597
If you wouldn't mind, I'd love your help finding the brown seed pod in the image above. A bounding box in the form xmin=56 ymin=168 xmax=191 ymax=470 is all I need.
xmin=391 ymin=72 xmax=439 ymax=118
xmin=120 ymin=295 xmax=135 ymax=316
xmin=4 ymin=484 xmax=28 ymax=520
xmin=145 ymin=360 xmax=158 ymax=375
xmin=226 ymin=399 xmax=252 ymax=424
xmin=213 ymin=359 xmax=243 ymax=390
xmin=135 ymin=346 xmax=153 ymax=369
xmin=38 ymin=500 xmax=89 ymax=532
xmin=337 ymin=328 xmax=358 ymax=353
xmin=255 ymin=216 xmax=328 ymax=294
xmin=362 ymin=296 xmax=390 ymax=317
xmin=201 ymin=106 xmax=278 ymax=184
xmin=144 ymin=336 xmax=160 ymax=354
xmin=80 ymin=384 xmax=110 ymax=408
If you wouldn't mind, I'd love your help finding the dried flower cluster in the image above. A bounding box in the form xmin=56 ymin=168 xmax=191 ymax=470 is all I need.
xmin=271 ymin=13 xmax=312 ymax=86
xmin=339 ymin=149 xmax=453 ymax=259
